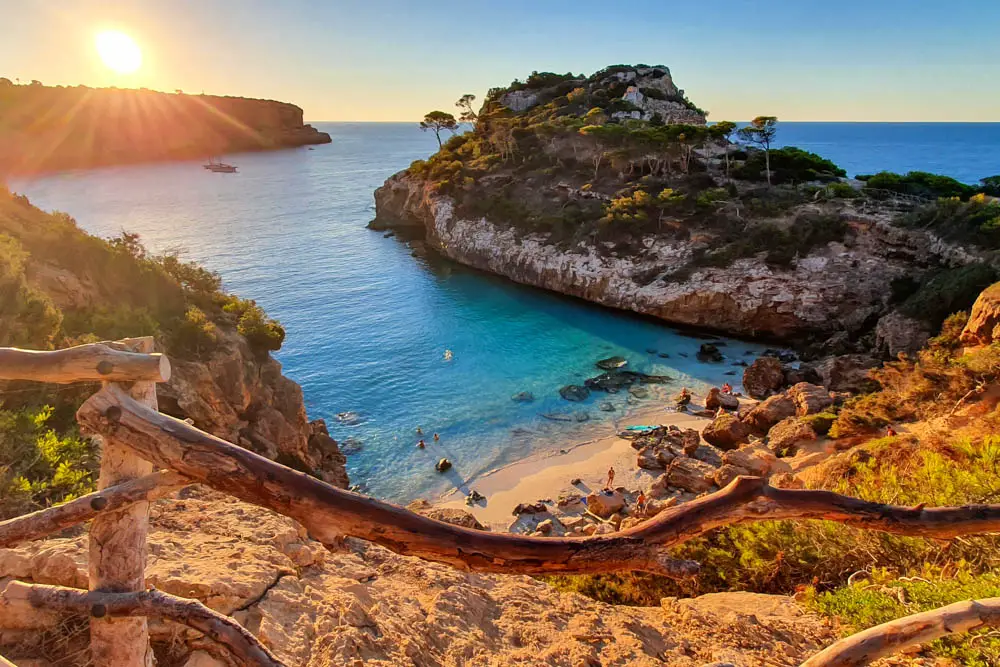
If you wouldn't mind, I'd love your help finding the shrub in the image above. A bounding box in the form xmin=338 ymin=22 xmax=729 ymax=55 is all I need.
xmin=734 ymin=147 xmax=846 ymax=184
xmin=864 ymin=171 xmax=976 ymax=200
xmin=0 ymin=234 xmax=62 ymax=347
xmin=222 ymin=296 xmax=285 ymax=352
xmin=0 ymin=406 xmax=97 ymax=519
xmin=898 ymin=196 xmax=1000 ymax=247
xmin=825 ymin=182 xmax=859 ymax=199
xmin=899 ymin=263 xmax=997 ymax=327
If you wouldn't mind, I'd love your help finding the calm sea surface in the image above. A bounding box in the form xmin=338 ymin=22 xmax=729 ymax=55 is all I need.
xmin=11 ymin=122 xmax=999 ymax=501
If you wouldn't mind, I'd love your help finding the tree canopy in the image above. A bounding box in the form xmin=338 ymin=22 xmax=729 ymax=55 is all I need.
xmin=419 ymin=110 xmax=459 ymax=148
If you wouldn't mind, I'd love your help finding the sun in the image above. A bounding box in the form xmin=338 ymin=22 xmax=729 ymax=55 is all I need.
xmin=95 ymin=31 xmax=142 ymax=74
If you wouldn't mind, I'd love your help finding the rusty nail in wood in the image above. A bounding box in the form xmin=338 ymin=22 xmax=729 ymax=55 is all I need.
xmin=104 ymin=406 xmax=122 ymax=422
xmin=91 ymin=603 xmax=107 ymax=618
xmin=96 ymin=360 xmax=114 ymax=375
xmin=90 ymin=496 xmax=108 ymax=511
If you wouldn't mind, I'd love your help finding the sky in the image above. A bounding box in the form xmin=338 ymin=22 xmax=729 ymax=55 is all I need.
xmin=2 ymin=0 xmax=999 ymax=122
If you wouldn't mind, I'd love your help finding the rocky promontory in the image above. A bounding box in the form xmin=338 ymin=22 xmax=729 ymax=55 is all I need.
xmin=0 ymin=82 xmax=331 ymax=174
xmin=372 ymin=64 xmax=998 ymax=357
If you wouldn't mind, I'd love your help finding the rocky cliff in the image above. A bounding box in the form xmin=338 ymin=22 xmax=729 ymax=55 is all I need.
xmin=0 ymin=83 xmax=331 ymax=175
xmin=374 ymin=170 xmax=989 ymax=351
xmin=0 ymin=188 xmax=347 ymax=492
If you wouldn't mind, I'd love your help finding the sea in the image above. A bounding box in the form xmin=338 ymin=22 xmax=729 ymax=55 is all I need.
xmin=10 ymin=122 xmax=999 ymax=502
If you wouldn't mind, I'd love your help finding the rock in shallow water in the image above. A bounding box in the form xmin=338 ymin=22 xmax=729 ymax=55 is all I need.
xmin=511 ymin=391 xmax=535 ymax=403
xmin=596 ymin=355 xmax=628 ymax=370
xmin=559 ymin=384 xmax=590 ymax=401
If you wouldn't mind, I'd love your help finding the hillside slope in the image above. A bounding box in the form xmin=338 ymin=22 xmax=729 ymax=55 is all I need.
xmin=0 ymin=187 xmax=347 ymax=518
xmin=0 ymin=81 xmax=331 ymax=174
xmin=0 ymin=493 xmax=836 ymax=666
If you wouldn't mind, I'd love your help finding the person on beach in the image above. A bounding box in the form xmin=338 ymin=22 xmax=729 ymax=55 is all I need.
xmin=605 ymin=466 xmax=615 ymax=491
xmin=721 ymin=382 xmax=733 ymax=394
xmin=417 ymin=439 xmax=426 ymax=449
xmin=635 ymin=490 xmax=647 ymax=515
xmin=886 ymin=425 xmax=897 ymax=437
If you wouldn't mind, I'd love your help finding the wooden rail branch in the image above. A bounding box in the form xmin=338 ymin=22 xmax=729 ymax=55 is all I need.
xmin=1 ymin=581 xmax=286 ymax=667
xmin=0 ymin=343 xmax=170 ymax=384
xmin=77 ymin=386 xmax=1000 ymax=577
xmin=88 ymin=336 xmax=160 ymax=667
xmin=801 ymin=597 xmax=1000 ymax=667
xmin=0 ymin=471 xmax=188 ymax=548
xmin=0 ymin=653 xmax=16 ymax=667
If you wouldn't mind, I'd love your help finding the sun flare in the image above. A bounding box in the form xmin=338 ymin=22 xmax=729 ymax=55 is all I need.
xmin=95 ymin=31 xmax=142 ymax=74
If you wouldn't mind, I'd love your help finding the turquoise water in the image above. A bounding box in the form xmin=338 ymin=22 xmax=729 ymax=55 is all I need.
xmin=11 ymin=122 xmax=999 ymax=500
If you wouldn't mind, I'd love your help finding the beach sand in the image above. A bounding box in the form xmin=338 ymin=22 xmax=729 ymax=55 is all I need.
xmin=436 ymin=397 xmax=717 ymax=530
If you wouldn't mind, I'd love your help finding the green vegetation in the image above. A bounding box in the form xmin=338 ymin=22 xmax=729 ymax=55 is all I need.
xmin=697 ymin=212 xmax=848 ymax=269
xmin=897 ymin=262 xmax=997 ymax=327
xmin=860 ymin=170 xmax=978 ymax=199
xmin=419 ymin=110 xmax=459 ymax=148
xmin=734 ymin=146 xmax=847 ymax=185
xmin=0 ymin=405 xmax=97 ymax=519
xmin=898 ymin=194 xmax=1000 ymax=247
xmin=806 ymin=571 xmax=1000 ymax=667
xmin=0 ymin=186 xmax=285 ymax=513
xmin=737 ymin=116 xmax=778 ymax=185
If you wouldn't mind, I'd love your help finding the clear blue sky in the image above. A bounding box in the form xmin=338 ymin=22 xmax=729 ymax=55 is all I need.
xmin=3 ymin=0 xmax=999 ymax=122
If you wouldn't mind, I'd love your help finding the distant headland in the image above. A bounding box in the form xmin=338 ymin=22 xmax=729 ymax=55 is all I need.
xmin=0 ymin=79 xmax=331 ymax=175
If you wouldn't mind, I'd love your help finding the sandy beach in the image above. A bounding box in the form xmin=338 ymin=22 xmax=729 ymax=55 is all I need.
xmin=436 ymin=395 xmax=717 ymax=529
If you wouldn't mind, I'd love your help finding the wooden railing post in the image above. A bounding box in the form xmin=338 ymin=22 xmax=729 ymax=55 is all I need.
xmin=88 ymin=337 xmax=159 ymax=667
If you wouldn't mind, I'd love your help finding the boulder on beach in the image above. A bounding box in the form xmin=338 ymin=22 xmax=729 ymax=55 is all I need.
xmin=705 ymin=387 xmax=739 ymax=411
xmin=702 ymin=413 xmax=750 ymax=450
xmin=596 ymin=355 xmax=628 ymax=370
xmin=743 ymin=357 xmax=785 ymax=399
xmin=559 ymin=384 xmax=590 ymax=401
xmin=787 ymin=382 xmax=834 ymax=416
xmin=742 ymin=394 xmax=797 ymax=433
xmin=512 ymin=502 xmax=547 ymax=515
xmin=586 ymin=490 xmax=625 ymax=518
xmin=666 ymin=457 xmax=717 ymax=493
xmin=767 ymin=417 xmax=817 ymax=457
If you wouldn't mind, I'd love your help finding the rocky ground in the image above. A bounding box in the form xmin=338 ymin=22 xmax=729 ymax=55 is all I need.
xmin=0 ymin=490 xmax=840 ymax=667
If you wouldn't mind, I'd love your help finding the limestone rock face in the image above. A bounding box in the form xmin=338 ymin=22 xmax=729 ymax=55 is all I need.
xmin=961 ymin=282 xmax=1000 ymax=347
xmin=157 ymin=326 xmax=347 ymax=487
xmin=743 ymin=357 xmax=785 ymax=399
xmin=813 ymin=354 xmax=878 ymax=392
xmin=372 ymin=172 xmax=989 ymax=343
xmin=702 ymin=413 xmax=750 ymax=450
xmin=875 ymin=311 xmax=933 ymax=358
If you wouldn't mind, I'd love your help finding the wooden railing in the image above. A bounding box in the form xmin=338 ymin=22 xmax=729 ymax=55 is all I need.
xmin=1 ymin=340 xmax=999 ymax=666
